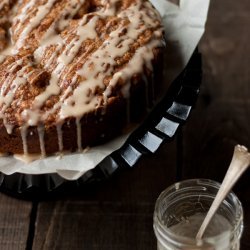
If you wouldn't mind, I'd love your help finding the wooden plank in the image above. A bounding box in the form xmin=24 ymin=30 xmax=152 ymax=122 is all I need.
xmin=182 ymin=0 xmax=250 ymax=249
xmin=32 ymin=140 xmax=177 ymax=250
xmin=0 ymin=193 xmax=32 ymax=250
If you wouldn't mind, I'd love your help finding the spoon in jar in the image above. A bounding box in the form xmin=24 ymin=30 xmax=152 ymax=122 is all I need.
xmin=196 ymin=144 xmax=250 ymax=240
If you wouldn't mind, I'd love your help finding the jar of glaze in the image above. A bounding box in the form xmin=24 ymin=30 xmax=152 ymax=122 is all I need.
xmin=153 ymin=179 xmax=243 ymax=250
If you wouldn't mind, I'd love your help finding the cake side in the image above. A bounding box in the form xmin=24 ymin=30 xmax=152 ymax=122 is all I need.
xmin=0 ymin=0 xmax=165 ymax=156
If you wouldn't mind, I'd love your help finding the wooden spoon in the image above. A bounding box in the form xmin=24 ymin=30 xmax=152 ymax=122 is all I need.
xmin=196 ymin=145 xmax=250 ymax=240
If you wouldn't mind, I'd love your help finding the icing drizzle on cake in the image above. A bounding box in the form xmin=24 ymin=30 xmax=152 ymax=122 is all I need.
xmin=0 ymin=0 xmax=165 ymax=157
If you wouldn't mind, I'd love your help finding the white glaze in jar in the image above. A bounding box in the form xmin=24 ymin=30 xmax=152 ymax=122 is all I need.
xmin=153 ymin=179 xmax=243 ymax=250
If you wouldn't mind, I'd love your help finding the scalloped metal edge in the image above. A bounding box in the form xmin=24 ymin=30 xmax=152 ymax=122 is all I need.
xmin=0 ymin=51 xmax=202 ymax=198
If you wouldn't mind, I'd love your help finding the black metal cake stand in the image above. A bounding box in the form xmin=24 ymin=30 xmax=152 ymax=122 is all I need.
xmin=0 ymin=50 xmax=202 ymax=199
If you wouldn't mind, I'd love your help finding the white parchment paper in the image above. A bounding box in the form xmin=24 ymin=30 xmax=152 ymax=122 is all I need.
xmin=0 ymin=0 xmax=210 ymax=180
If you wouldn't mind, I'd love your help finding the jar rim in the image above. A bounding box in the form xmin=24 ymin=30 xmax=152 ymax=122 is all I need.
xmin=153 ymin=178 xmax=243 ymax=248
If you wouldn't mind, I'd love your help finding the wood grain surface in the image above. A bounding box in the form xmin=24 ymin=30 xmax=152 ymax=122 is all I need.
xmin=0 ymin=194 xmax=32 ymax=250
xmin=32 ymin=142 xmax=177 ymax=250
xmin=1 ymin=0 xmax=250 ymax=249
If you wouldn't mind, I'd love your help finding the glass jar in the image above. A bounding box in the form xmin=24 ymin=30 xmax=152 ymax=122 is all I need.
xmin=153 ymin=179 xmax=243 ymax=250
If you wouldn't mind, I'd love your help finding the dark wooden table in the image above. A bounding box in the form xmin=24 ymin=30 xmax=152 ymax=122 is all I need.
xmin=1 ymin=0 xmax=250 ymax=249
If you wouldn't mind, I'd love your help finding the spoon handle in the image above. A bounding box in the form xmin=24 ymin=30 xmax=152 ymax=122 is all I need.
xmin=196 ymin=145 xmax=250 ymax=240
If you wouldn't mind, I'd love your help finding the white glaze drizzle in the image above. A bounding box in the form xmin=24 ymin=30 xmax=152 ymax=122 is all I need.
xmin=0 ymin=0 xmax=8 ymax=11
xmin=0 ymin=64 xmax=29 ymax=107
xmin=0 ymin=0 xmax=164 ymax=156
xmin=56 ymin=122 xmax=63 ymax=152
xmin=5 ymin=123 xmax=14 ymax=134
xmin=34 ymin=0 xmax=87 ymax=61
xmin=20 ymin=125 xmax=28 ymax=155
xmin=76 ymin=117 xmax=82 ymax=151
xmin=0 ymin=59 xmax=34 ymax=136
xmin=14 ymin=153 xmax=42 ymax=163
xmin=0 ymin=59 xmax=29 ymax=126
xmin=56 ymin=0 xmax=86 ymax=31
xmin=59 ymin=1 xmax=163 ymax=119
xmin=0 ymin=59 xmax=35 ymax=154
xmin=37 ymin=125 xmax=46 ymax=157
xmin=32 ymin=15 xmax=98 ymax=111
xmin=13 ymin=0 xmax=38 ymax=38
xmin=16 ymin=0 xmax=58 ymax=48
xmin=0 ymin=55 xmax=6 ymax=64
